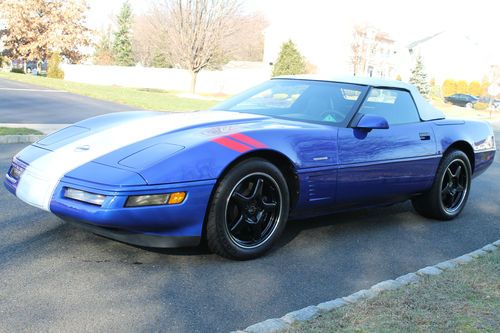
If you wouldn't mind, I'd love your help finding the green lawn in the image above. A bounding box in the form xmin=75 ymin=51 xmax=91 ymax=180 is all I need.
xmin=287 ymin=250 xmax=500 ymax=333
xmin=0 ymin=72 xmax=218 ymax=111
xmin=0 ymin=127 xmax=43 ymax=135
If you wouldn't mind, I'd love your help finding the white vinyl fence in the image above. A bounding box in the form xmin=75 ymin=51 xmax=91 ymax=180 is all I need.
xmin=61 ymin=63 xmax=272 ymax=95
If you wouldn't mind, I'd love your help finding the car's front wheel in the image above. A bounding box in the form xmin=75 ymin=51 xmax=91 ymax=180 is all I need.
xmin=206 ymin=158 xmax=289 ymax=260
xmin=465 ymin=102 xmax=473 ymax=109
xmin=412 ymin=150 xmax=471 ymax=220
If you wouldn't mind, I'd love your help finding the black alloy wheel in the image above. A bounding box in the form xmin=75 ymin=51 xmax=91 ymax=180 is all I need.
xmin=225 ymin=172 xmax=282 ymax=249
xmin=206 ymin=158 xmax=290 ymax=260
xmin=412 ymin=150 xmax=471 ymax=220
xmin=439 ymin=159 xmax=469 ymax=214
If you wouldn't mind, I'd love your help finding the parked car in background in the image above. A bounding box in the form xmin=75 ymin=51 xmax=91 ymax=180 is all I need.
xmin=444 ymin=94 xmax=479 ymax=108
xmin=478 ymin=96 xmax=500 ymax=110
xmin=10 ymin=59 xmax=48 ymax=75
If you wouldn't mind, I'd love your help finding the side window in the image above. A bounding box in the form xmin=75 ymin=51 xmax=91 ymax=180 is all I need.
xmin=358 ymin=88 xmax=420 ymax=125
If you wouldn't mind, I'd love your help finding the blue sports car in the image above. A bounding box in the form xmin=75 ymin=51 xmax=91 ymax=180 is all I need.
xmin=4 ymin=76 xmax=496 ymax=259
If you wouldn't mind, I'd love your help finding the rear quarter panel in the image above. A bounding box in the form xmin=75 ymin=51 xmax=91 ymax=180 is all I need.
xmin=431 ymin=119 xmax=496 ymax=177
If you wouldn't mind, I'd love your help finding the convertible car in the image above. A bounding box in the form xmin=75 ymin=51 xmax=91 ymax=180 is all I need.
xmin=4 ymin=76 xmax=496 ymax=259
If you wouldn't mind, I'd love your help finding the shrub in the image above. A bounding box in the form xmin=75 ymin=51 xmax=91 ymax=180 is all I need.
xmin=272 ymin=40 xmax=306 ymax=77
xmin=11 ymin=68 xmax=25 ymax=74
xmin=442 ymin=79 xmax=456 ymax=96
xmin=47 ymin=53 xmax=64 ymax=79
xmin=474 ymin=102 xmax=489 ymax=110
xmin=481 ymin=78 xmax=490 ymax=96
xmin=468 ymin=81 xmax=481 ymax=96
xmin=456 ymin=80 xmax=468 ymax=94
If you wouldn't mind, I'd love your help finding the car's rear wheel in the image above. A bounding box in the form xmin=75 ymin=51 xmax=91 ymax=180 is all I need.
xmin=206 ymin=158 xmax=289 ymax=260
xmin=412 ymin=150 xmax=471 ymax=220
xmin=465 ymin=102 xmax=473 ymax=109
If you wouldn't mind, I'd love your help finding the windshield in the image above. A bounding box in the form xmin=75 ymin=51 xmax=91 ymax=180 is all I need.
xmin=213 ymin=79 xmax=368 ymax=125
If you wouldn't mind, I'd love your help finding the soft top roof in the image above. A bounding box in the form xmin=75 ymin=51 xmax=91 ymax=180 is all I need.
xmin=274 ymin=75 xmax=445 ymax=121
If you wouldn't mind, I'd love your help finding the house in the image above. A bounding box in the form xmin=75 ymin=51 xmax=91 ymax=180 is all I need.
xmin=405 ymin=31 xmax=493 ymax=83
xmin=263 ymin=22 xmax=402 ymax=79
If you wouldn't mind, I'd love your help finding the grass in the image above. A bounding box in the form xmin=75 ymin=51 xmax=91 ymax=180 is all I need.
xmin=0 ymin=127 xmax=43 ymax=135
xmin=0 ymin=72 xmax=218 ymax=111
xmin=287 ymin=250 xmax=500 ymax=333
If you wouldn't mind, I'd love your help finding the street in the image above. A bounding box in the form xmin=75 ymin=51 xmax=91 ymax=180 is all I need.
xmin=0 ymin=128 xmax=499 ymax=332
xmin=0 ymin=78 xmax=136 ymax=124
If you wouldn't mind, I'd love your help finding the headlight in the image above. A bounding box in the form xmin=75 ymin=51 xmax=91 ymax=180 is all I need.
xmin=125 ymin=192 xmax=186 ymax=207
xmin=8 ymin=163 xmax=24 ymax=180
xmin=64 ymin=188 xmax=107 ymax=206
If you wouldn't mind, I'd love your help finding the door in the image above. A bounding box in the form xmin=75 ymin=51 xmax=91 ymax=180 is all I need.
xmin=336 ymin=88 xmax=439 ymax=208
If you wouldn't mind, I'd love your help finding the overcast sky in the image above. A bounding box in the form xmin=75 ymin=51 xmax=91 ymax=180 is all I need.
xmin=87 ymin=0 xmax=500 ymax=56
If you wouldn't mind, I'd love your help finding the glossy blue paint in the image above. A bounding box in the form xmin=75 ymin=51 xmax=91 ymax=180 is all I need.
xmin=355 ymin=114 xmax=389 ymax=130
xmin=4 ymin=78 xmax=496 ymax=248
xmin=50 ymin=178 xmax=216 ymax=237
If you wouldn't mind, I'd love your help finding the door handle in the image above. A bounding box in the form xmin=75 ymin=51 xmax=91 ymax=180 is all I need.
xmin=419 ymin=132 xmax=431 ymax=140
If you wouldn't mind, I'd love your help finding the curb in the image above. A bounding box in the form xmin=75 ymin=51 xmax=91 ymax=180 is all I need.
xmin=234 ymin=239 xmax=500 ymax=333
xmin=0 ymin=135 xmax=45 ymax=144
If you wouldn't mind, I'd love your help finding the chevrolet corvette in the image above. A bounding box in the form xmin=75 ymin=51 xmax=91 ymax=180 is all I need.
xmin=4 ymin=76 xmax=496 ymax=259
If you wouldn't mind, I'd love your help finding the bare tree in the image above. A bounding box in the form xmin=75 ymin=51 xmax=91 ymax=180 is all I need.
xmin=93 ymin=25 xmax=115 ymax=65
xmin=132 ymin=12 xmax=171 ymax=67
xmin=159 ymin=0 xmax=242 ymax=93
xmin=222 ymin=12 xmax=267 ymax=62
xmin=350 ymin=25 xmax=380 ymax=76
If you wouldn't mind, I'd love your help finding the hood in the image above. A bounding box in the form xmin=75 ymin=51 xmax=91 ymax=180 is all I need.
xmin=35 ymin=110 xmax=265 ymax=151
xmin=13 ymin=110 xmax=267 ymax=210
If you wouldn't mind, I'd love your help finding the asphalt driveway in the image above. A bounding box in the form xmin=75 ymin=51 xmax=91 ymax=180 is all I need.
xmin=0 ymin=78 xmax=136 ymax=124
xmin=0 ymin=125 xmax=498 ymax=332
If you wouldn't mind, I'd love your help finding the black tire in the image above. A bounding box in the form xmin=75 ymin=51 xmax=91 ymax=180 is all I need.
xmin=206 ymin=158 xmax=289 ymax=260
xmin=412 ymin=150 xmax=471 ymax=220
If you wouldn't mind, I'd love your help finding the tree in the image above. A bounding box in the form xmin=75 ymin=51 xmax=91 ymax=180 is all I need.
xmin=395 ymin=74 xmax=402 ymax=81
xmin=158 ymin=0 xmax=241 ymax=93
xmin=468 ymin=81 xmax=481 ymax=96
xmin=132 ymin=11 xmax=172 ymax=67
xmin=456 ymin=80 xmax=468 ymax=94
xmin=94 ymin=27 xmax=115 ymax=65
xmin=272 ymin=40 xmax=306 ymax=77
xmin=409 ymin=55 xmax=430 ymax=97
xmin=47 ymin=53 xmax=64 ymax=79
xmin=0 ymin=0 xmax=91 ymax=63
xmin=113 ymin=1 xmax=135 ymax=66
xmin=442 ymin=79 xmax=457 ymax=96
xmin=222 ymin=12 xmax=267 ymax=62
xmin=481 ymin=76 xmax=491 ymax=96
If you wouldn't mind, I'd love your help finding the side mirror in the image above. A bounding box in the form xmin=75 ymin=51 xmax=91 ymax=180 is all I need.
xmin=355 ymin=114 xmax=389 ymax=130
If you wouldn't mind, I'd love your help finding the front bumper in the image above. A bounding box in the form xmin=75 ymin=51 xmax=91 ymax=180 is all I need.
xmin=5 ymin=166 xmax=216 ymax=248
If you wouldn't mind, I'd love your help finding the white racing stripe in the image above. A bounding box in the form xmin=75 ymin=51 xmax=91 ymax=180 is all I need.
xmin=16 ymin=111 xmax=256 ymax=211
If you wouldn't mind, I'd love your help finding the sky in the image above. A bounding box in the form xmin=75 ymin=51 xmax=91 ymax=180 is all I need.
xmin=86 ymin=0 xmax=500 ymax=63
xmin=87 ymin=0 xmax=500 ymax=42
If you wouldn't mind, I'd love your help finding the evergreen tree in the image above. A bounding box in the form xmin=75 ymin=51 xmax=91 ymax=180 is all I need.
xmin=272 ymin=40 xmax=306 ymax=77
xmin=113 ymin=1 xmax=134 ymax=66
xmin=409 ymin=55 xmax=430 ymax=97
